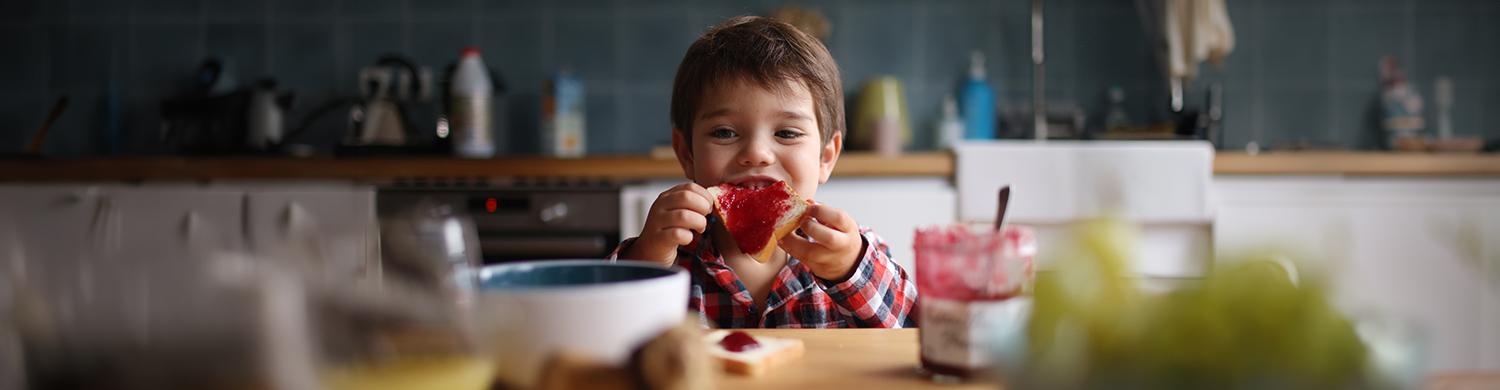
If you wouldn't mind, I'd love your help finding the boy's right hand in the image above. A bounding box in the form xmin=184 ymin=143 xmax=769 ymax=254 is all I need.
xmin=623 ymin=183 xmax=714 ymax=265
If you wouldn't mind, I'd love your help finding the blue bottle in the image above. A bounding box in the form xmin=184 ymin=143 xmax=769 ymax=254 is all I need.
xmin=962 ymin=51 xmax=997 ymax=140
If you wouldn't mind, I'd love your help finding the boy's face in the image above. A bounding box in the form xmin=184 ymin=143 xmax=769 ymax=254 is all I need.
xmin=672 ymin=77 xmax=841 ymax=200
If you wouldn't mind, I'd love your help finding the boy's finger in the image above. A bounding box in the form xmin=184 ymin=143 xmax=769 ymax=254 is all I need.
xmin=800 ymin=218 xmax=850 ymax=250
xmin=778 ymin=232 xmax=817 ymax=260
xmin=663 ymin=190 xmax=713 ymax=215
xmin=675 ymin=209 xmax=708 ymax=232
xmin=807 ymin=204 xmax=857 ymax=233
xmin=670 ymin=182 xmax=715 ymax=212
xmin=655 ymin=208 xmax=707 ymax=232
xmin=660 ymin=227 xmax=695 ymax=246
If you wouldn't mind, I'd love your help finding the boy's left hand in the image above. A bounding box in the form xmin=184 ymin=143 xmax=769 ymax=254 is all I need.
xmin=779 ymin=203 xmax=864 ymax=282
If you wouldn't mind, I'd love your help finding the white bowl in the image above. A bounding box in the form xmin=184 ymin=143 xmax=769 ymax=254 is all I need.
xmin=476 ymin=260 xmax=688 ymax=387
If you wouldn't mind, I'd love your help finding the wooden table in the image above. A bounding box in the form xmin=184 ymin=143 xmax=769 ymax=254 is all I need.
xmin=715 ymin=329 xmax=1498 ymax=390
xmin=717 ymin=329 xmax=992 ymax=390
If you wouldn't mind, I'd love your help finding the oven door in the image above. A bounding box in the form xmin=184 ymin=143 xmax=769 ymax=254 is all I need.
xmin=476 ymin=234 xmax=616 ymax=263
xmin=379 ymin=185 xmax=621 ymax=264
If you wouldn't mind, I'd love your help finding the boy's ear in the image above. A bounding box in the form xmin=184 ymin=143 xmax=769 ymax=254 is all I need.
xmin=672 ymin=129 xmax=695 ymax=181
xmin=818 ymin=131 xmax=843 ymax=184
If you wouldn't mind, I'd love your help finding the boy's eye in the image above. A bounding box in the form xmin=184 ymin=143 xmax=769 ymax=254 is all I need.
xmin=709 ymin=127 xmax=737 ymax=139
xmin=775 ymin=129 xmax=805 ymax=139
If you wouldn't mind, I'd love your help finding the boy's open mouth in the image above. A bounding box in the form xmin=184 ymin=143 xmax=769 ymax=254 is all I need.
xmin=727 ymin=175 xmax=780 ymax=189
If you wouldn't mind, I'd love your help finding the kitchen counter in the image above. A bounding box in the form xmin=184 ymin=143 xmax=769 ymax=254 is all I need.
xmin=1 ymin=151 xmax=1496 ymax=182
xmin=0 ymin=153 xmax=953 ymax=182
xmin=1215 ymin=151 xmax=1500 ymax=176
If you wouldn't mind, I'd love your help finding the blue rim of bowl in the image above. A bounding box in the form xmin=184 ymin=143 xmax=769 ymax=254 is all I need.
xmin=477 ymin=259 xmax=686 ymax=291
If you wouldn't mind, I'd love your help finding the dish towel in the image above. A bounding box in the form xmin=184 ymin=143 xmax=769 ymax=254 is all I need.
xmin=1164 ymin=0 xmax=1236 ymax=81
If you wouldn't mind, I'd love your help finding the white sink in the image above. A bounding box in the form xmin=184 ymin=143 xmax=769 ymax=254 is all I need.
xmin=955 ymin=140 xmax=1215 ymax=278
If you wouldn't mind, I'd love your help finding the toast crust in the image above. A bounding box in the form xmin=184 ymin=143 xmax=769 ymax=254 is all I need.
xmin=749 ymin=198 xmax=810 ymax=263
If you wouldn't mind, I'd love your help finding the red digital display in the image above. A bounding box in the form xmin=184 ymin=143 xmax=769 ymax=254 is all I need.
xmin=485 ymin=198 xmax=498 ymax=213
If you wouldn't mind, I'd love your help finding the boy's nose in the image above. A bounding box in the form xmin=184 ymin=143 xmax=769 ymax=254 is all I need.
xmin=737 ymin=139 xmax=775 ymax=167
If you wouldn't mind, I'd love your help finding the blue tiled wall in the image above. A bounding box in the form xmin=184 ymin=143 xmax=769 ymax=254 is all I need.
xmin=1 ymin=0 xmax=1496 ymax=156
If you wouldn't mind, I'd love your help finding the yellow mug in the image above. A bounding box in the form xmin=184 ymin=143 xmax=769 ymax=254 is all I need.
xmin=852 ymin=76 xmax=910 ymax=156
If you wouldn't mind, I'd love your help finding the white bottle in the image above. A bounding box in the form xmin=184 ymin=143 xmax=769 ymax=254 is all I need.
xmin=1434 ymin=76 xmax=1453 ymax=140
xmin=936 ymin=95 xmax=964 ymax=150
xmin=245 ymin=81 xmax=285 ymax=151
xmin=451 ymin=47 xmax=495 ymax=158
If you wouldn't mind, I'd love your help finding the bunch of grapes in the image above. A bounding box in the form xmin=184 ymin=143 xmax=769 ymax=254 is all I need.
xmin=1021 ymin=217 xmax=1371 ymax=389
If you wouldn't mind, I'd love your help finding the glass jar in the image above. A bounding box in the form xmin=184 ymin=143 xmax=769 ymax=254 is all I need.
xmin=915 ymin=224 xmax=1035 ymax=381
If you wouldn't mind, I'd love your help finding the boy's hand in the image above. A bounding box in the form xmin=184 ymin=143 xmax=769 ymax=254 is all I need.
xmin=779 ymin=203 xmax=863 ymax=282
xmin=622 ymin=183 xmax=713 ymax=265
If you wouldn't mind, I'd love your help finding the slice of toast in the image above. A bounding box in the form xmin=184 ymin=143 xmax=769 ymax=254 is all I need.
xmin=703 ymin=330 xmax=805 ymax=377
xmin=705 ymin=181 xmax=811 ymax=263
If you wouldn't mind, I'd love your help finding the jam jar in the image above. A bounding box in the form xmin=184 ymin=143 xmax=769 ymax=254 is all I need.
xmin=914 ymin=224 xmax=1035 ymax=381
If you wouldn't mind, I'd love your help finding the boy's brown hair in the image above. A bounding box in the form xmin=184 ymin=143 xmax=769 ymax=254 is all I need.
xmin=670 ymin=16 xmax=844 ymax=147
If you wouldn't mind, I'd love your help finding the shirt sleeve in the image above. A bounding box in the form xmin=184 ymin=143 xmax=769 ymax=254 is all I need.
xmin=817 ymin=228 xmax=919 ymax=328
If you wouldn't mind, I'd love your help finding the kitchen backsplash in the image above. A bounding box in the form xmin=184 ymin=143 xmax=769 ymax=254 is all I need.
xmin=1 ymin=0 xmax=1496 ymax=156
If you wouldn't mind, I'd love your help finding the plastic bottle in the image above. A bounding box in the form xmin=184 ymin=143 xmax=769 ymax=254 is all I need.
xmin=450 ymin=47 xmax=495 ymax=158
xmin=1378 ymin=56 xmax=1424 ymax=149
xmin=961 ymin=51 xmax=997 ymax=140
xmin=542 ymin=71 xmax=586 ymax=158
xmin=1433 ymin=76 xmax=1453 ymax=140
xmin=936 ymin=95 xmax=965 ymax=149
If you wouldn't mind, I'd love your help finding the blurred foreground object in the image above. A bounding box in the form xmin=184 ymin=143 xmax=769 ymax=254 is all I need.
xmin=535 ymin=319 xmax=715 ymax=390
xmin=8 ymin=249 xmax=474 ymax=390
xmin=1019 ymin=216 xmax=1422 ymax=389
xmin=321 ymin=355 xmax=495 ymax=390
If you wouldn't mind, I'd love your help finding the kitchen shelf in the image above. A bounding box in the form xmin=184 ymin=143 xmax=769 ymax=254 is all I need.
xmin=0 ymin=152 xmax=956 ymax=182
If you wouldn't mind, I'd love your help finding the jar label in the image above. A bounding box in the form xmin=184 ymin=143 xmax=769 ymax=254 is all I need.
xmin=919 ymin=297 xmax=1031 ymax=369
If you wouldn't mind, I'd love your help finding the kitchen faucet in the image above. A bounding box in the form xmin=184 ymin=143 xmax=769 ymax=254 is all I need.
xmin=1031 ymin=0 xmax=1048 ymax=141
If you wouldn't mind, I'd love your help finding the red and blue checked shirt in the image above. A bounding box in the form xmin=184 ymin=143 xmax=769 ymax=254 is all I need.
xmin=609 ymin=227 xmax=918 ymax=329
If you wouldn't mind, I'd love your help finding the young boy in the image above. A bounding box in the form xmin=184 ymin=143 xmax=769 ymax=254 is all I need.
xmin=610 ymin=16 xmax=917 ymax=328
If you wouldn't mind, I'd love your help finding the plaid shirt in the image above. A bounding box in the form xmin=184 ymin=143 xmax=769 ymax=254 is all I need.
xmin=610 ymin=227 xmax=918 ymax=329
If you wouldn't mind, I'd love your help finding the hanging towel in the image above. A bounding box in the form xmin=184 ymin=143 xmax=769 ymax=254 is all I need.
xmin=1165 ymin=0 xmax=1236 ymax=81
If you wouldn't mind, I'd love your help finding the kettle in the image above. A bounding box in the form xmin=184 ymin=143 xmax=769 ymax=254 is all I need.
xmin=346 ymin=55 xmax=436 ymax=148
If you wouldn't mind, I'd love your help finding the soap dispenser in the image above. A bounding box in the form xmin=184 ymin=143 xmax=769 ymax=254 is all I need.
xmin=961 ymin=51 xmax=997 ymax=140
xmin=936 ymin=95 xmax=964 ymax=149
